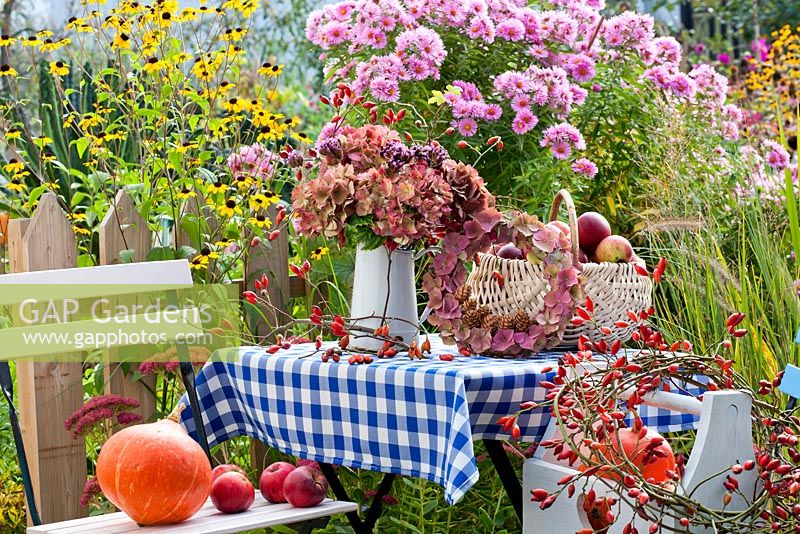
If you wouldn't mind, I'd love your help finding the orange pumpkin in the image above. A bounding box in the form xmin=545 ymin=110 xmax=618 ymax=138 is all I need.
xmin=97 ymin=404 xmax=212 ymax=526
xmin=582 ymin=426 xmax=676 ymax=483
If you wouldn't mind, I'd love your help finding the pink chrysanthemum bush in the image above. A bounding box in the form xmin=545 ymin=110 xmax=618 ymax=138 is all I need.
xmin=305 ymin=0 xmax=744 ymax=216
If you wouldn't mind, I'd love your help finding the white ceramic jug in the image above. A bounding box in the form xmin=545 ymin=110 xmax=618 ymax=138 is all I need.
xmin=349 ymin=244 xmax=421 ymax=352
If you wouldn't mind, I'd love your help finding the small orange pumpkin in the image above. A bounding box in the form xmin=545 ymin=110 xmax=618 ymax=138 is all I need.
xmin=97 ymin=404 xmax=212 ymax=526
xmin=582 ymin=426 xmax=676 ymax=483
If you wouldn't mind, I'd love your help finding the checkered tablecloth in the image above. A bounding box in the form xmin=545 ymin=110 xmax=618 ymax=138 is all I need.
xmin=180 ymin=335 xmax=701 ymax=504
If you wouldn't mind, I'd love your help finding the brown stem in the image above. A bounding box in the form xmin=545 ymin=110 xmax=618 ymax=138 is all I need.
xmin=166 ymin=403 xmax=186 ymax=423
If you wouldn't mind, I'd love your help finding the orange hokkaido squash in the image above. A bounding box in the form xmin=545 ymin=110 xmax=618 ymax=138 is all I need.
xmin=581 ymin=426 xmax=676 ymax=483
xmin=96 ymin=404 xmax=212 ymax=526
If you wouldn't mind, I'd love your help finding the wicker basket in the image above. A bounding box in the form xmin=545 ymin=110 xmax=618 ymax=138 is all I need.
xmin=463 ymin=191 xmax=583 ymax=356
xmin=549 ymin=191 xmax=653 ymax=347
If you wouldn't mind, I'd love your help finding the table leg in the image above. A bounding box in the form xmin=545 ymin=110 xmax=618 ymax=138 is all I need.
xmin=318 ymin=463 xmax=396 ymax=534
xmin=484 ymin=439 xmax=523 ymax=522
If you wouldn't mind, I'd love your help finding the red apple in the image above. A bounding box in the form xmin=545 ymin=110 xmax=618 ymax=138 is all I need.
xmin=595 ymin=235 xmax=634 ymax=263
xmin=212 ymin=463 xmax=248 ymax=483
xmin=578 ymin=249 xmax=590 ymax=264
xmin=211 ymin=471 xmax=255 ymax=514
xmin=283 ymin=466 xmax=328 ymax=508
xmin=547 ymin=220 xmax=570 ymax=238
xmin=577 ymin=212 xmax=611 ymax=252
xmin=497 ymin=242 xmax=524 ymax=260
xmin=259 ymin=461 xmax=296 ymax=503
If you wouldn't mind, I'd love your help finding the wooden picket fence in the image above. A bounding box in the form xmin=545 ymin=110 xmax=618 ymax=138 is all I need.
xmin=0 ymin=191 xmax=294 ymax=525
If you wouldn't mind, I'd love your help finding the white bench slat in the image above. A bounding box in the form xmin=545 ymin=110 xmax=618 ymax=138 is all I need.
xmin=27 ymin=496 xmax=358 ymax=534
xmin=0 ymin=260 xmax=192 ymax=305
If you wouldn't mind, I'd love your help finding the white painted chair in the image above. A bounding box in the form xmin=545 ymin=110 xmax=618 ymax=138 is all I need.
xmin=0 ymin=259 xmax=356 ymax=533
xmin=523 ymin=385 xmax=758 ymax=533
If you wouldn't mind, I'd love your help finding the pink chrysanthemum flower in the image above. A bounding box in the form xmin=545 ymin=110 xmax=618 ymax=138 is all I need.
xmin=571 ymin=157 xmax=598 ymax=178
xmin=511 ymin=109 xmax=538 ymax=135
xmin=456 ymin=117 xmax=479 ymax=137
xmin=764 ymin=140 xmax=790 ymax=170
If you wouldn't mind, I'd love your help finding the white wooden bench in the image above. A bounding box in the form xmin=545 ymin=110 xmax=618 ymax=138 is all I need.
xmin=27 ymin=496 xmax=358 ymax=534
xmin=0 ymin=259 xmax=356 ymax=533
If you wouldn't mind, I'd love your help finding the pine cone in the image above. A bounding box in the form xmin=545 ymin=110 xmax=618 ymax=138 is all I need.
xmin=454 ymin=285 xmax=473 ymax=303
xmin=462 ymin=309 xmax=483 ymax=328
xmin=462 ymin=298 xmax=477 ymax=312
xmin=513 ymin=310 xmax=531 ymax=332
xmin=482 ymin=314 xmax=499 ymax=331
xmin=476 ymin=306 xmax=492 ymax=320
xmin=498 ymin=314 xmax=516 ymax=330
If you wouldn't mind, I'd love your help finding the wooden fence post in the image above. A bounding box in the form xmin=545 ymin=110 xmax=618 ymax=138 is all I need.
xmin=246 ymin=205 xmax=290 ymax=472
xmin=7 ymin=192 xmax=86 ymax=524
xmin=98 ymin=190 xmax=156 ymax=422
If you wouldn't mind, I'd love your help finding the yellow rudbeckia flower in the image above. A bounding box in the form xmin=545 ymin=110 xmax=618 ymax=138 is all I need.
xmin=49 ymin=61 xmax=69 ymax=77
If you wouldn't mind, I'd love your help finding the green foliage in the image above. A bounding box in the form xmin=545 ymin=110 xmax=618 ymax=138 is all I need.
xmin=645 ymin=200 xmax=800 ymax=388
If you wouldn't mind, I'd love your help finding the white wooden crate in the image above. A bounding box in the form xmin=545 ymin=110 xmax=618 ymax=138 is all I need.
xmin=27 ymin=496 xmax=358 ymax=534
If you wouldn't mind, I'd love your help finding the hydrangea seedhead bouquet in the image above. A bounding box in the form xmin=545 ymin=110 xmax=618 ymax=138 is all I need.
xmin=291 ymin=122 xmax=493 ymax=249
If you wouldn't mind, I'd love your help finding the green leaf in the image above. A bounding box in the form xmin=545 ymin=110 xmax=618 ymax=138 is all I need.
xmin=119 ymin=249 xmax=136 ymax=263
xmin=74 ymin=136 xmax=90 ymax=159
xmin=77 ymin=254 xmax=95 ymax=267
xmin=146 ymin=246 xmax=176 ymax=262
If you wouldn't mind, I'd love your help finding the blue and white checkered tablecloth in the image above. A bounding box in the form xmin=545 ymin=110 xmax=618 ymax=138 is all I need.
xmin=180 ymin=335 xmax=701 ymax=504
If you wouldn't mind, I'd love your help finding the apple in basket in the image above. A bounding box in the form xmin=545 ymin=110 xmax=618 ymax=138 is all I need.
xmin=283 ymin=465 xmax=329 ymax=507
xmin=496 ymin=242 xmax=524 ymax=260
xmin=546 ymin=220 xmax=571 ymax=238
xmin=576 ymin=212 xmax=611 ymax=253
xmin=211 ymin=471 xmax=255 ymax=514
xmin=594 ymin=235 xmax=634 ymax=263
xmin=259 ymin=461 xmax=297 ymax=503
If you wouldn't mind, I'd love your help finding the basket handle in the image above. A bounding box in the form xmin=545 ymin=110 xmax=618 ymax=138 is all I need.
xmin=548 ymin=189 xmax=581 ymax=265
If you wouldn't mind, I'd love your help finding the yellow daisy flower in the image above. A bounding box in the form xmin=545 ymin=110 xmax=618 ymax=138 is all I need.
xmin=176 ymin=187 xmax=196 ymax=200
xmin=5 ymin=177 xmax=27 ymax=193
xmin=257 ymin=62 xmax=284 ymax=77
xmin=0 ymin=64 xmax=18 ymax=77
xmin=310 ymin=247 xmax=329 ymax=261
xmin=4 ymin=129 xmax=21 ymax=141
xmin=217 ymin=198 xmax=242 ymax=217
xmin=190 ymin=247 xmax=219 ymax=269
xmin=143 ymin=57 xmax=167 ymax=74
xmin=40 ymin=38 xmax=70 ymax=52
xmin=248 ymin=214 xmax=272 ymax=228
xmin=0 ymin=35 xmax=15 ymax=46
xmin=214 ymin=238 xmax=236 ymax=249
xmin=49 ymin=61 xmax=69 ymax=78
xmin=292 ymin=132 xmax=312 ymax=144
xmin=222 ymin=28 xmax=247 ymax=42
xmin=234 ymin=174 xmax=254 ymax=190
xmin=3 ymin=159 xmax=24 ymax=173
xmin=207 ymin=181 xmax=227 ymax=194
xmin=21 ymin=35 xmax=41 ymax=47
xmin=112 ymin=32 xmax=131 ymax=50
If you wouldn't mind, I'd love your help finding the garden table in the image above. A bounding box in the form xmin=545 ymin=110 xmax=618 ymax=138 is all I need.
xmin=180 ymin=335 xmax=702 ymax=533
